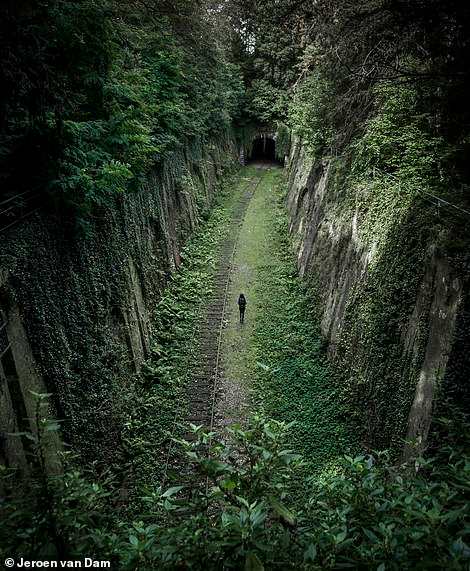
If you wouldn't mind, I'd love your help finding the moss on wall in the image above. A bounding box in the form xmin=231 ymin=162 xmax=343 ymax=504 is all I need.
xmin=287 ymin=133 xmax=466 ymax=454
xmin=0 ymin=135 xmax=237 ymax=471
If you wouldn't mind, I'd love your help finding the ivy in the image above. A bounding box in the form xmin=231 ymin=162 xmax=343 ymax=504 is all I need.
xmin=120 ymin=168 xmax=253 ymax=504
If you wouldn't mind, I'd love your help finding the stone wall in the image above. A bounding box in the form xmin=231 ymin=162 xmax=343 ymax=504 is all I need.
xmin=0 ymin=137 xmax=236 ymax=470
xmin=286 ymin=136 xmax=466 ymax=453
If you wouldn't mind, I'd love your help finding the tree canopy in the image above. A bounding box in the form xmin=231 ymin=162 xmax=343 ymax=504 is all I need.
xmin=0 ymin=0 xmax=244 ymax=214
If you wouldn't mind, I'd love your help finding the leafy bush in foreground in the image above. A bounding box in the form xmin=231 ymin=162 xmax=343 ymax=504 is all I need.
xmin=1 ymin=411 xmax=470 ymax=570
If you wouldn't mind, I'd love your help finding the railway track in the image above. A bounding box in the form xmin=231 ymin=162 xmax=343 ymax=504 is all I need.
xmin=162 ymin=173 xmax=261 ymax=486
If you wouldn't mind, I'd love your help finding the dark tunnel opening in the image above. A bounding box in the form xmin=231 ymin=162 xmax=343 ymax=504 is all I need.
xmin=247 ymin=135 xmax=283 ymax=166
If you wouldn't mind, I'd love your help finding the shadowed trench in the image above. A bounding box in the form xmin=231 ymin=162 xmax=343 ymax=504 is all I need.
xmin=2 ymin=0 xmax=470 ymax=565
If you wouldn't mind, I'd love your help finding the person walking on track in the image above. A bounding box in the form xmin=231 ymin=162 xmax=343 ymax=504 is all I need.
xmin=238 ymin=293 xmax=247 ymax=324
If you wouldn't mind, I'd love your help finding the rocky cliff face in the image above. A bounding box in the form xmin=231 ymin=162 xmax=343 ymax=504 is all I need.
xmin=286 ymin=137 xmax=466 ymax=454
xmin=0 ymin=137 xmax=236 ymax=470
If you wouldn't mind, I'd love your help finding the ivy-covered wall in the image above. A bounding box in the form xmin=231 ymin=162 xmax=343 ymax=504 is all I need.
xmin=286 ymin=135 xmax=466 ymax=454
xmin=0 ymin=136 xmax=237 ymax=470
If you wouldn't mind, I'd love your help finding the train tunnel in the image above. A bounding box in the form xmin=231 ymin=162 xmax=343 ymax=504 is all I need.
xmin=247 ymin=135 xmax=283 ymax=165
xmin=250 ymin=135 xmax=276 ymax=161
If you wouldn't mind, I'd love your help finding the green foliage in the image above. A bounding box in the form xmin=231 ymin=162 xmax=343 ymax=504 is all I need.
xmin=3 ymin=412 xmax=470 ymax=570
xmin=244 ymin=79 xmax=287 ymax=125
xmin=127 ymin=417 xmax=304 ymax=570
xmin=0 ymin=393 xmax=114 ymax=560
xmin=0 ymin=1 xmax=244 ymax=214
xmin=273 ymin=76 xmax=460 ymax=451
xmin=1 ymin=464 xmax=113 ymax=560
xmin=305 ymin=440 xmax=470 ymax=569
xmin=1 ymin=169 xmax=246 ymax=560
xmin=288 ymin=72 xmax=334 ymax=159
xmin=121 ymin=170 xmax=250 ymax=496
xmin=352 ymin=83 xmax=452 ymax=187
xmin=316 ymin=82 xmax=454 ymax=448
xmin=241 ymin=170 xmax=356 ymax=471
xmin=222 ymin=0 xmax=305 ymax=125
xmin=275 ymin=123 xmax=291 ymax=160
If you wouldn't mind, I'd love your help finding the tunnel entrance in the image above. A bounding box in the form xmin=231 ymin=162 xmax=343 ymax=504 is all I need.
xmin=251 ymin=136 xmax=275 ymax=161
xmin=247 ymin=135 xmax=283 ymax=165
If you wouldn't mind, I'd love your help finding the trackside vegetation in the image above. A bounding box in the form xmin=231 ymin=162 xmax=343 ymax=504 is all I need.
xmin=2 ymin=170 xmax=470 ymax=569
xmin=1 ymin=405 xmax=470 ymax=569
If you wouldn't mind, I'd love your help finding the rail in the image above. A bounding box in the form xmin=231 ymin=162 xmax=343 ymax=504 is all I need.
xmin=161 ymin=173 xmax=262 ymax=489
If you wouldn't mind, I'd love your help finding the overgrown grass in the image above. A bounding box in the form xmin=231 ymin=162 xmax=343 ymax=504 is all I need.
xmin=220 ymin=166 xmax=274 ymax=420
xmin=222 ymin=166 xmax=358 ymax=474
xmin=121 ymin=168 xmax=257 ymax=502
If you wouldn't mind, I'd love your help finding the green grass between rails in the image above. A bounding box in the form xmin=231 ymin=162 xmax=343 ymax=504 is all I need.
xmin=221 ymin=166 xmax=358 ymax=475
xmin=122 ymin=168 xmax=260 ymax=502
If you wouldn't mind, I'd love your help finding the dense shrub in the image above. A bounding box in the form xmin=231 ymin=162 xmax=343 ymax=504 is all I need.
xmin=2 ymin=409 xmax=469 ymax=570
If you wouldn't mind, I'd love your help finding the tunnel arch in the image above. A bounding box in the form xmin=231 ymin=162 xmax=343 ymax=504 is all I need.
xmin=245 ymin=132 xmax=284 ymax=166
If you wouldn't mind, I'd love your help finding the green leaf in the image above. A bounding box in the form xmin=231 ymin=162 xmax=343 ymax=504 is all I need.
xmin=29 ymin=391 xmax=53 ymax=399
xmin=268 ymin=495 xmax=296 ymax=526
xmin=162 ymin=485 xmax=185 ymax=498
xmin=256 ymin=361 xmax=271 ymax=372
xmin=363 ymin=528 xmax=379 ymax=543
xmin=304 ymin=543 xmax=317 ymax=562
xmin=220 ymin=478 xmax=237 ymax=491
xmin=236 ymin=496 xmax=250 ymax=509
xmin=245 ymin=552 xmax=264 ymax=571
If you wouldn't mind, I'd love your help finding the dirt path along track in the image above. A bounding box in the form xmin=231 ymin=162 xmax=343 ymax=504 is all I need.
xmin=187 ymin=175 xmax=260 ymax=430
xmin=161 ymin=173 xmax=261 ymax=485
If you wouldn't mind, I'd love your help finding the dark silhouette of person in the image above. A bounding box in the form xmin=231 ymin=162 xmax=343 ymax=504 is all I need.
xmin=238 ymin=293 xmax=247 ymax=324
